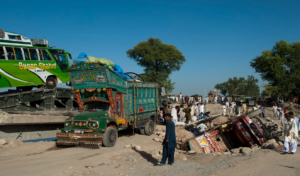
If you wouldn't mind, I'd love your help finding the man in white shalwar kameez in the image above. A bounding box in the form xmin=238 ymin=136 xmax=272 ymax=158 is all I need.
xmin=272 ymin=103 xmax=277 ymax=117
xmin=277 ymin=108 xmax=284 ymax=126
xmin=222 ymin=103 xmax=226 ymax=116
xmin=214 ymin=96 xmax=217 ymax=104
xmin=171 ymin=107 xmax=178 ymax=124
xmin=199 ymin=103 xmax=204 ymax=114
xmin=283 ymin=114 xmax=299 ymax=154
xmin=225 ymin=101 xmax=229 ymax=109
xmin=195 ymin=103 xmax=199 ymax=116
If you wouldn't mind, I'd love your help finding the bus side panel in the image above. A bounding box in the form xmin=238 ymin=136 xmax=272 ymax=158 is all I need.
xmin=0 ymin=72 xmax=11 ymax=88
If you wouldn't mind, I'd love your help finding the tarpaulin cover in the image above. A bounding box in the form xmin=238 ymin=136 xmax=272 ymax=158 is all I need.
xmin=87 ymin=56 xmax=114 ymax=70
xmin=73 ymin=52 xmax=89 ymax=64
xmin=113 ymin=64 xmax=131 ymax=80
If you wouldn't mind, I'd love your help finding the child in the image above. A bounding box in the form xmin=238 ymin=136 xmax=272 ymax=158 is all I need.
xmin=283 ymin=113 xmax=299 ymax=154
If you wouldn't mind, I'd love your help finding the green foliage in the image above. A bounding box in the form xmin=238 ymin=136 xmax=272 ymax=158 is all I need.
xmin=191 ymin=94 xmax=200 ymax=97
xmin=215 ymin=75 xmax=260 ymax=97
xmin=250 ymin=40 xmax=300 ymax=96
xmin=126 ymin=38 xmax=186 ymax=93
xmin=261 ymin=89 xmax=270 ymax=97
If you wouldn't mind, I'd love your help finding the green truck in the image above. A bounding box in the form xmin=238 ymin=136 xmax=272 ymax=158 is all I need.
xmin=56 ymin=63 xmax=161 ymax=148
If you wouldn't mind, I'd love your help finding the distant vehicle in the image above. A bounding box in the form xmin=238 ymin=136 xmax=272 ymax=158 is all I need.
xmin=0 ymin=29 xmax=72 ymax=90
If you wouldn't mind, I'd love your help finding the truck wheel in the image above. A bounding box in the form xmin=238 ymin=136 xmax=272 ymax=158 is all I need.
xmin=103 ymin=127 xmax=118 ymax=147
xmin=144 ymin=120 xmax=154 ymax=136
xmin=140 ymin=127 xmax=145 ymax=135
xmin=46 ymin=77 xmax=57 ymax=89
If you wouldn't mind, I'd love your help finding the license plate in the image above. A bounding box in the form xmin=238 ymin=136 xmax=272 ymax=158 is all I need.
xmin=75 ymin=130 xmax=82 ymax=134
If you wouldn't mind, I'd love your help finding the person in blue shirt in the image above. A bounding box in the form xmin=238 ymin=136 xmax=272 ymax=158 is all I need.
xmin=199 ymin=112 xmax=206 ymax=119
xmin=157 ymin=113 xmax=177 ymax=166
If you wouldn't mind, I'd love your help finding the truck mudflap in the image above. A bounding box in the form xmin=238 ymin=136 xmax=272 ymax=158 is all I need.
xmin=56 ymin=133 xmax=103 ymax=148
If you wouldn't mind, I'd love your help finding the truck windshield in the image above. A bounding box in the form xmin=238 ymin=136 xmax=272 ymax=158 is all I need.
xmin=85 ymin=102 xmax=110 ymax=111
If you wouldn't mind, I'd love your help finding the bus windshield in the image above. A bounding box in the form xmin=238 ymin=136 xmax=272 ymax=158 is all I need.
xmin=85 ymin=102 xmax=110 ymax=111
xmin=48 ymin=49 xmax=69 ymax=69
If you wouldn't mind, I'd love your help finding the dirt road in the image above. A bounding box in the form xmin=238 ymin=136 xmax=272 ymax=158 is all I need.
xmin=0 ymin=106 xmax=299 ymax=176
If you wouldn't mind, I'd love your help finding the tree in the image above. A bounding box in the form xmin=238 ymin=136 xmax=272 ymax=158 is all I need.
xmin=250 ymin=40 xmax=300 ymax=97
xmin=126 ymin=38 xmax=186 ymax=93
xmin=215 ymin=75 xmax=260 ymax=97
xmin=261 ymin=89 xmax=269 ymax=97
xmin=215 ymin=83 xmax=228 ymax=96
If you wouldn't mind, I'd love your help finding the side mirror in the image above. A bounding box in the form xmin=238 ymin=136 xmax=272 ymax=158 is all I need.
xmin=68 ymin=54 xmax=72 ymax=59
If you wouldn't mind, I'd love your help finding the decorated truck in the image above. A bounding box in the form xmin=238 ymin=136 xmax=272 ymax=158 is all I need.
xmin=56 ymin=63 xmax=160 ymax=148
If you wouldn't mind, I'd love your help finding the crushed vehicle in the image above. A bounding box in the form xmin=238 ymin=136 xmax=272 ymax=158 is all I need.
xmin=56 ymin=62 xmax=162 ymax=148
xmin=187 ymin=110 xmax=267 ymax=153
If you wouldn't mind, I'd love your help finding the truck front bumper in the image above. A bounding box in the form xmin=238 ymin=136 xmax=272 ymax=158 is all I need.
xmin=56 ymin=133 xmax=103 ymax=147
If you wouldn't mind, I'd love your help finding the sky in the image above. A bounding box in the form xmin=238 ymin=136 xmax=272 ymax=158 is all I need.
xmin=1 ymin=0 xmax=300 ymax=96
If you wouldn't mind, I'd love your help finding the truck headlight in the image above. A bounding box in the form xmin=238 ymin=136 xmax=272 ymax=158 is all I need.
xmin=92 ymin=123 xmax=97 ymax=127
xmin=65 ymin=122 xmax=69 ymax=127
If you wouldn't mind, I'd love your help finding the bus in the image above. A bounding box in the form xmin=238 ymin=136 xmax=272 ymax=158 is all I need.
xmin=0 ymin=29 xmax=72 ymax=90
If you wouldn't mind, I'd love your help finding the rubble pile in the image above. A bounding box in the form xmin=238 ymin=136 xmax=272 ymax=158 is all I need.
xmin=154 ymin=125 xmax=195 ymax=149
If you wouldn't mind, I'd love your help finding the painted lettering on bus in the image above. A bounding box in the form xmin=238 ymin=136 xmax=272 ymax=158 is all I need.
xmin=18 ymin=62 xmax=57 ymax=70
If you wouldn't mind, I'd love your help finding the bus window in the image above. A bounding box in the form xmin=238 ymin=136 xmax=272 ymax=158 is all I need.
xmin=41 ymin=50 xmax=52 ymax=61
xmin=0 ymin=47 xmax=5 ymax=60
xmin=14 ymin=48 xmax=24 ymax=60
xmin=29 ymin=49 xmax=38 ymax=60
xmin=5 ymin=47 xmax=15 ymax=60
xmin=48 ymin=49 xmax=59 ymax=62
xmin=24 ymin=48 xmax=30 ymax=60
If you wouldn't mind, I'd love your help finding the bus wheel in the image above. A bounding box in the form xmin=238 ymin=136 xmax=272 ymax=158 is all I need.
xmin=144 ymin=120 xmax=154 ymax=136
xmin=103 ymin=127 xmax=118 ymax=147
xmin=46 ymin=77 xmax=57 ymax=89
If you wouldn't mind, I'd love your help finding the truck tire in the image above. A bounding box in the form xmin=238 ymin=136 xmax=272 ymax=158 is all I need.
xmin=46 ymin=77 xmax=57 ymax=89
xmin=144 ymin=120 xmax=154 ymax=136
xmin=103 ymin=127 xmax=118 ymax=147
xmin=140 ymin=127 xmax=145 ymax=135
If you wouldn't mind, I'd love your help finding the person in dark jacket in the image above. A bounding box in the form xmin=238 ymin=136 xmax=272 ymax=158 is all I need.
xmin=157 ymin=113 xmax=177 ymax=166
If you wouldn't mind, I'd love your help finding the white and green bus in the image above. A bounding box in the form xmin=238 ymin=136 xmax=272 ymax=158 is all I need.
xmin=0 ymin=29 xmax=72 ymax=90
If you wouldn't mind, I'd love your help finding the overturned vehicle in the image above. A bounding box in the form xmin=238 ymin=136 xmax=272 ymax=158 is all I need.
xmin=185 ymin=110 xmax=281 ymax=153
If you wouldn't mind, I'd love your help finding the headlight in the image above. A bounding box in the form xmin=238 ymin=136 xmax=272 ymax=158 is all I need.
xmin=65 ymin=122 xmax=69 ymax=127
xmin=92 ymin=123 xmax=97 ymax=127
xmin=65 ymin=130 xmax=68 ymax=133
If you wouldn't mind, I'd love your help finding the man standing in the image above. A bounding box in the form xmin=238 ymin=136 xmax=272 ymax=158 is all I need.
xmin=195 ymin=96 xmax=199 ymax=103
xmin=283 ymin=113 xmax=298 ymax=154
xmin=158 ymin=113 xmax=176 ymax=166
xmin=214 ymin=96 xmax=217 ymax=104
xmin=184 ymin=95 xmax=189 ymax=105
xmin=289 ymin=112 xmax=300 ymax=135
xmin=272 ymin=103 xmax=277 ymax=117
xmin=205 ymin=96 xmax=208 ymax=103
xmin=203 ymin=102 xmax=207 ymax=113
xmin=242 ymin=102 xmax=247 ymax=114
xmin=222 ymin=103 xmax=226 ymax=116
xmin=277 ymin=107 xmax=284 ymax=126
xmin=183 ymin=104 xmax=192 ymax=124
xmin=171 ymin=106 xmax=178 ymax=124
xmin=259 ymin=104 xmax=265 ymax=118
xmin=179 ymin=92 xmax=182 ymax=102
xmin=199 ymin=103 xmax=204 ymax=114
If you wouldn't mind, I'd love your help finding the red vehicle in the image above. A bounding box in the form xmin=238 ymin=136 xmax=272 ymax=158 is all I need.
xmin=188 ymin=111 xmax=264 ymax=153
